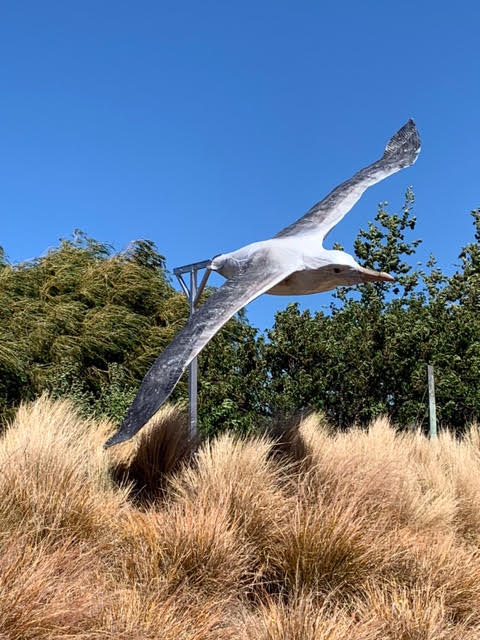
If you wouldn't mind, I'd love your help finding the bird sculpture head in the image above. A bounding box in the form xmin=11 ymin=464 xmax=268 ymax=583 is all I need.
xmin=326 ymin=250 xmax=394 ymax=287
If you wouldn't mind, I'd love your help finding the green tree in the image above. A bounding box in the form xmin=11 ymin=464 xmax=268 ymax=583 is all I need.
xmin=264 ymin=189 xmax=422 ymax=426
xmin=429 ymin=209 xmax=480 ymax=427
xmin=0 ymin=232 xmax=180 ymax=422
xmin=198 ymin=309 xmax=268 ymax=436
xmin=0 ymin=231 xmax=267 ymax=435
xmin=264 ymin=197 xmax=480 ymax=431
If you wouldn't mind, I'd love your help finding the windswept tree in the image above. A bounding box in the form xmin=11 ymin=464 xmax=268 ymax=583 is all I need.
xmin=0 ymin=231 xmax=263 ymax=434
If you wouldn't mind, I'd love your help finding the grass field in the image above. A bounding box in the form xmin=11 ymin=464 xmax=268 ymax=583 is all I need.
xmin=1 ymin=396 xmax=480 ymax=638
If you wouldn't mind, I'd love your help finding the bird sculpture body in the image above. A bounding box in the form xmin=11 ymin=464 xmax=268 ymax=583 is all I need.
xmin=105 ymin=119 xmax=420 ymax=448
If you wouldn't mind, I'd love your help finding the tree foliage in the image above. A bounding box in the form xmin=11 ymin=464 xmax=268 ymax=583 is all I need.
xmin=0 ymin=233 xmax=175 ymax=421
xmin=264 ymin=194 xmax=480 ymax=430
xmin=0 ymin=232 xmax=261 ymax=433
xmin=0 ymin=198 xmax=479 ymax=435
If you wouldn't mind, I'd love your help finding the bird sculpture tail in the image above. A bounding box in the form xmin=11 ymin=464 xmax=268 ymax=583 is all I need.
xmin=382 ymin=119 xmax=421 ymax=169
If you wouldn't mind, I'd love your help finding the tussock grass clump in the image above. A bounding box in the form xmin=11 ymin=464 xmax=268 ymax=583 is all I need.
xmin=0 ymin=536 xmax=104 ymax=639
xmin=169 ymin=434 xmax=289 ymax=556
xmin=0 ymin=396 xmax=128 ymax=545
xmin=2 ymin=398 xmax=480 ymax=637
xmin=356 ymin=580 xmax=474 ymax=640
xmin=110 ymin=404 xmax=195 ymax=502
xmin=232 ymin=592 xmax=367 ymax=640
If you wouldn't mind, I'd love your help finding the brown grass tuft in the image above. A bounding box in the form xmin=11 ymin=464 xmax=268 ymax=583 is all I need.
xmin=0 ymin=396 xmax=128 ymax=545
xmin=356 ymin=580 xmax=472 ymax=640
xmin=0 ymin=536 xmax=105 ymax=639
xmin=109 ymin=403 xmax=195 ymax=503
xmin=232 ymin=592 xmax=368 ymax=640
xmin=2 ymin=398 xmax=480 ymax=637
xmin=169 ymin=433 xmax=290 ymax=567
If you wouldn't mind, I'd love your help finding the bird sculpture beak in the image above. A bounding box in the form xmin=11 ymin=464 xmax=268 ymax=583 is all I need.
xmin=357 ymin=266 xmax=395 ymax=283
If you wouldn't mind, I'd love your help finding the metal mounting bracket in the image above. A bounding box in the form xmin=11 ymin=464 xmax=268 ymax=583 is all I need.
xmin=173 ymin=259 xmax=212 ymax=438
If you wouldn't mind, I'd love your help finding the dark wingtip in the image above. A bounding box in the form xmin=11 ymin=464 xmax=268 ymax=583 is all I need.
xmin=383 ymin=119 xmax=421 ymax=168
xmin=103 ymin=429 xmax=131 ymax=449
xmin=103 ymin=415 xmax=141 ymax=449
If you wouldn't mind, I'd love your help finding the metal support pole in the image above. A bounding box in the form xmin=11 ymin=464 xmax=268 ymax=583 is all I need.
xmin=173 ymin=259 xmax=211 ymax=440
xmin=188 ymin=269 xmax=198 ymax=438
xmin=427 ymin=364 xmax=437 ymax=439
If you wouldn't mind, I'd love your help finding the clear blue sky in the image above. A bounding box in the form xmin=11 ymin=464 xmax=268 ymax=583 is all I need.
xmin=1 ymin=1 xmax=479 ymax=329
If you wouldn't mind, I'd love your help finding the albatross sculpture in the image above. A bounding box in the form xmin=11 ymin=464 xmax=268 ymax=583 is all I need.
xmin=105 ymin=119 xmax=420 ymax=448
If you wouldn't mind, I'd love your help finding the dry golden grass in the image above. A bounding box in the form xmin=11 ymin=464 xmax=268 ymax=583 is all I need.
xmin=109 ymin=403 xmax=195 ymax=503
xmin=232 ymin=592 xmax=369 ymax=640
xmin=2 ymin=397 xmax=480 ymax=638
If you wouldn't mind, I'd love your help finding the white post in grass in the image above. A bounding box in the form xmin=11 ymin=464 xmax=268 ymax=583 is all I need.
xmin=427 ymin=364 xmax=437 ymax=439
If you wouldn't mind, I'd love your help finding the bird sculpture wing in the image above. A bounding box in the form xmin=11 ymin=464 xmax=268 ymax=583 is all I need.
xmin=274 ymin=119 xmax=421 ymax=242
xmin=104 ymin=247 xmax=301 ymax=447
